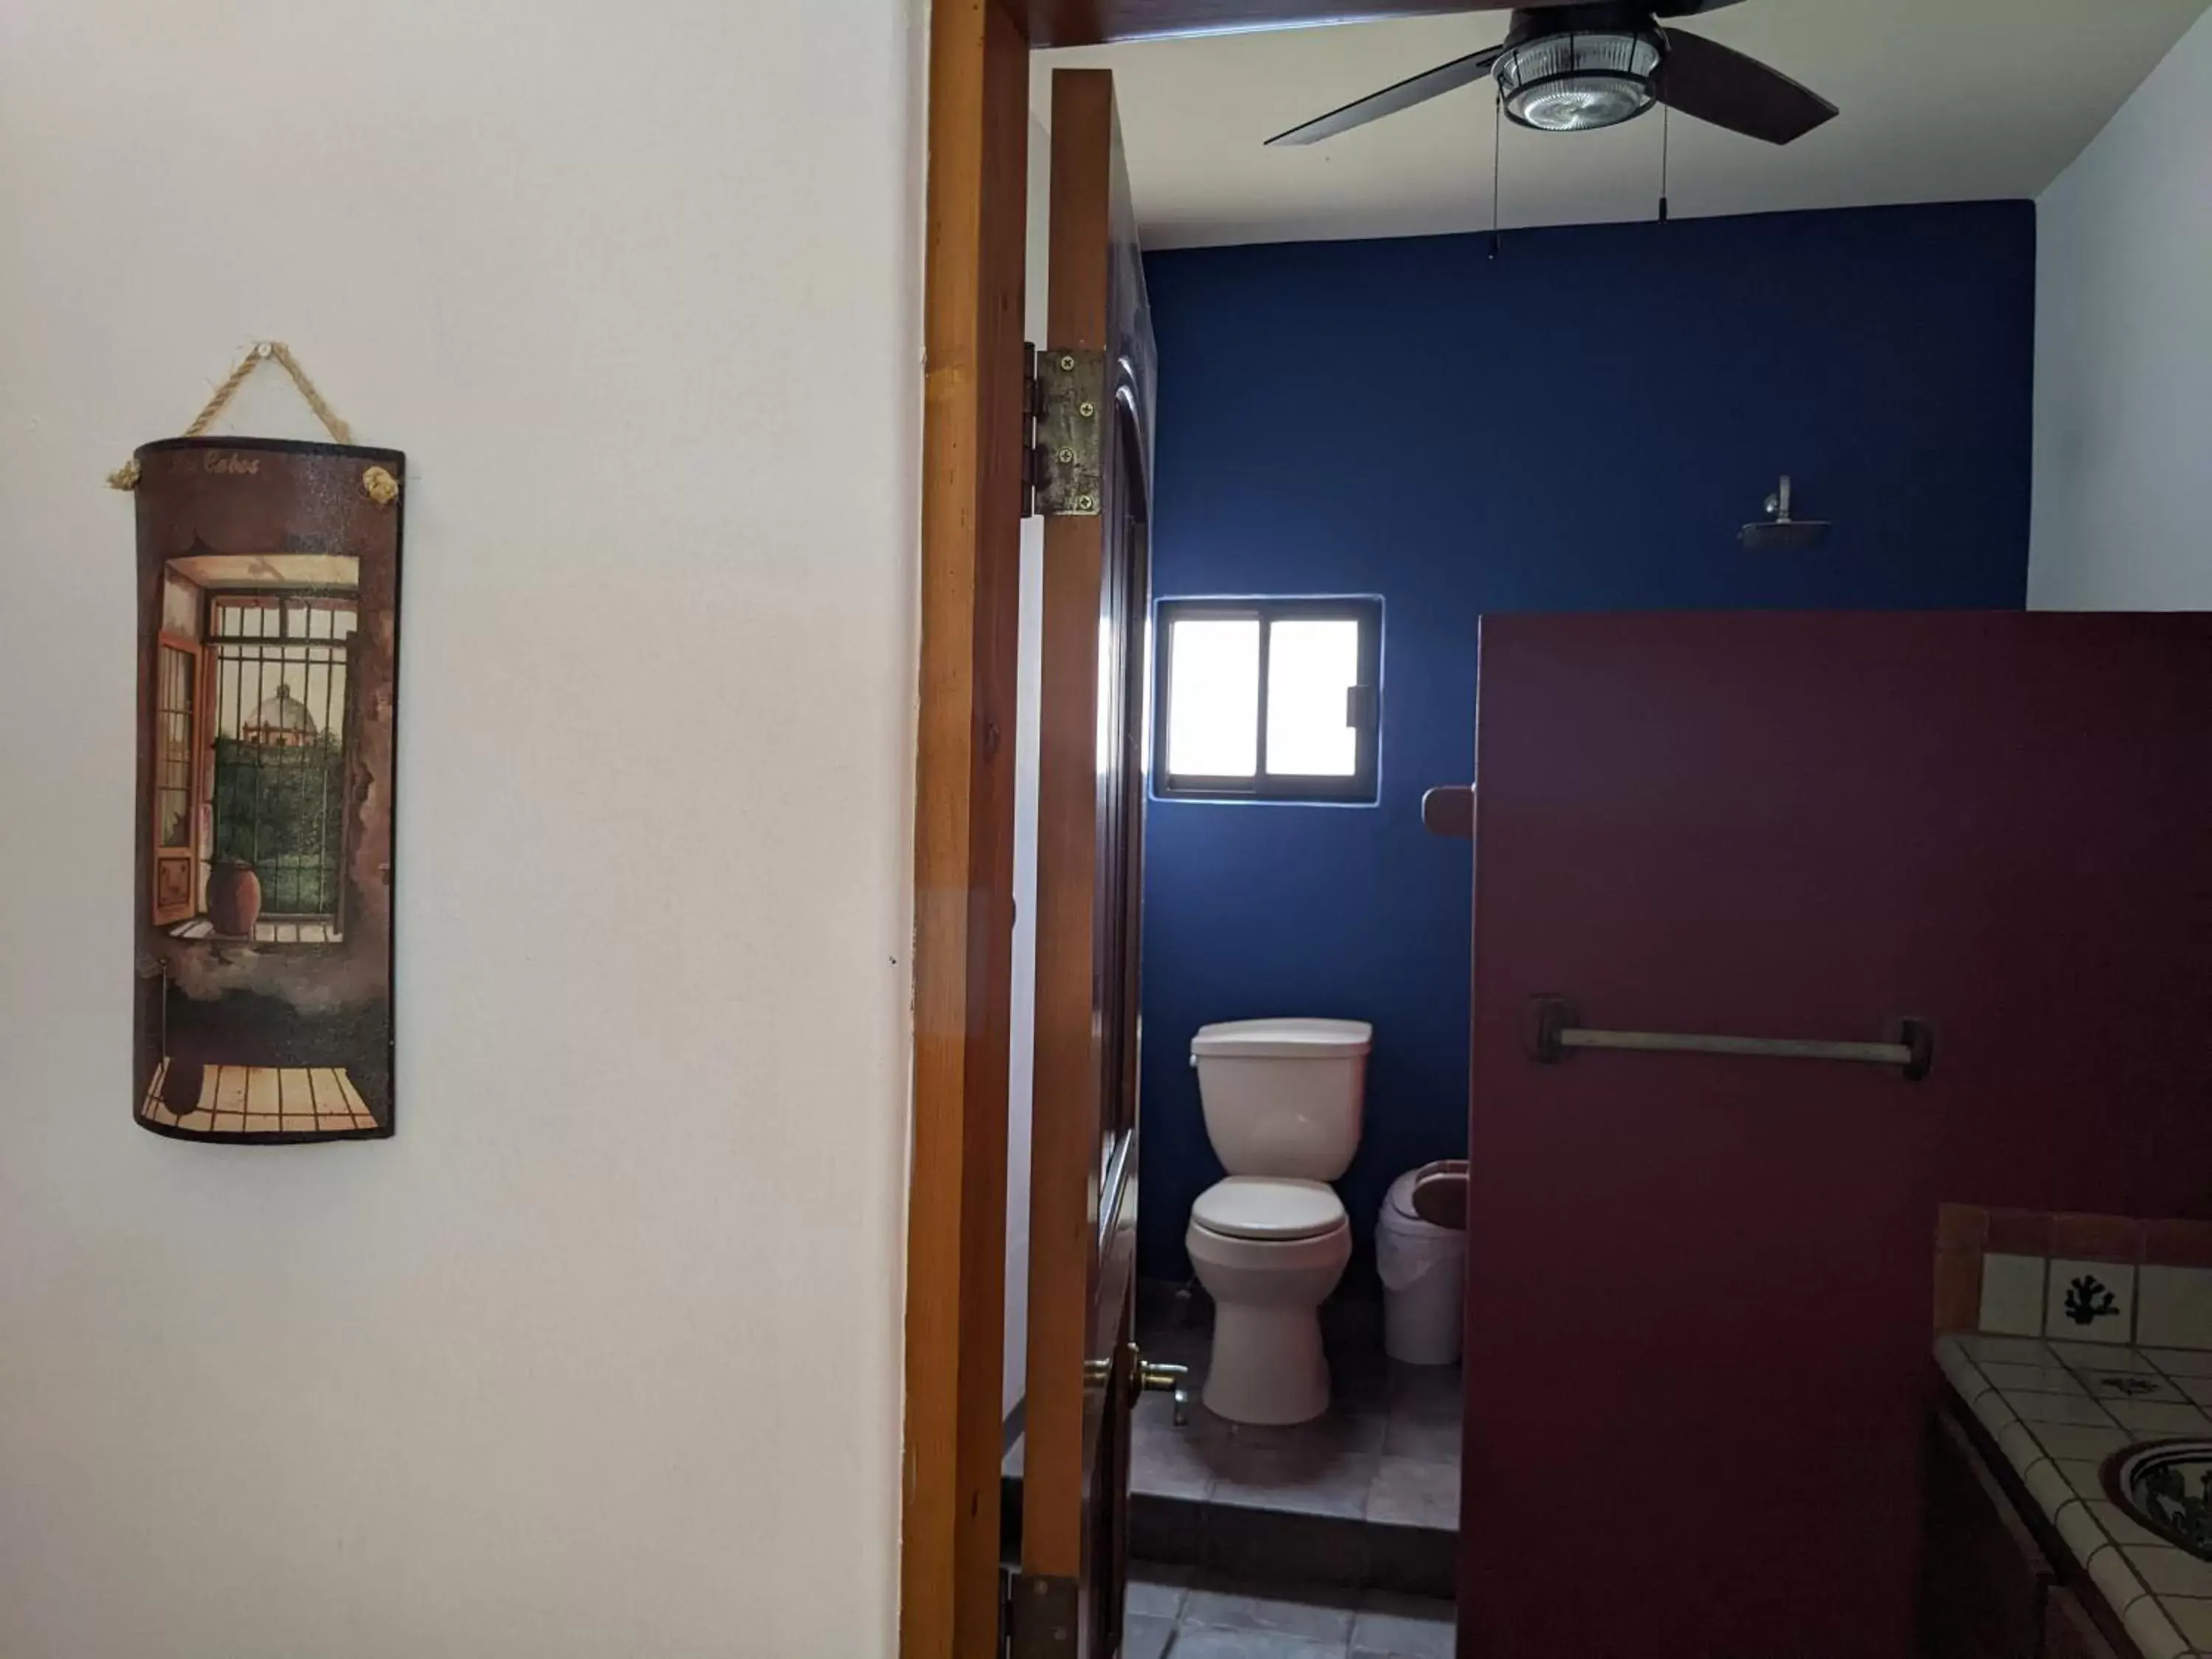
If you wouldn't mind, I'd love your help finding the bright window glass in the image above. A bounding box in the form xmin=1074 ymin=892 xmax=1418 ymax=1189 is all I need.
xmin=1265 ymin=618 xmax=1360 ymax=776
xmin=1164 ymin=616 xmax=1259 ymax=778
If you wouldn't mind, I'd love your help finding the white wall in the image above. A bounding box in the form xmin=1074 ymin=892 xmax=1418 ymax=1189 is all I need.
xmin=0 ymin=6 xmax=921 ymax=1658
xmin=2029 ymin=6 xmax=2212 ymax=610
xmin=1004 ymin=114 xmax=1052 ymax=1422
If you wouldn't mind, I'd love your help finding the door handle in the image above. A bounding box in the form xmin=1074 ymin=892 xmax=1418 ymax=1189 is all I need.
xmin=1084 ymin=1347 xmax=1192 ymax=1425
xmin=1127 ymin=1345 xmax=1190 ymax=1427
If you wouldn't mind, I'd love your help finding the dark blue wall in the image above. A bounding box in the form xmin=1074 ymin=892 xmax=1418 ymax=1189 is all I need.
xmin=1138 ymin=201 xmax=2036 ymax=1285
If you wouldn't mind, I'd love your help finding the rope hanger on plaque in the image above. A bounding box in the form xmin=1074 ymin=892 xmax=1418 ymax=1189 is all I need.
xmin=106 ymin=341 xmax=393 ymax=503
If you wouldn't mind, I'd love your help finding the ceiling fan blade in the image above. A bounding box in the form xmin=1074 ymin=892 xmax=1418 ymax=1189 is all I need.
xmin=1265 ymin=46 xmax=1503 ymax=147
xmin=1651 ymin=0 xmax=1750 ymax=14
xmin=1655 ymin=28 xmax=1837 ymax=145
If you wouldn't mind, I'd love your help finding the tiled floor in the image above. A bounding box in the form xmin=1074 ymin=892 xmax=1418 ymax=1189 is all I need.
xmin=1125 ymin=1301 xmax=1462 ymax=1529
xmin=1124 ymin=1568 xmax=1454 ymax=1659
xmin=139 ymin=1059 xmax=378 ymax=1134
xmin=1004 ymin=1293 xmax=1463 ymax=1598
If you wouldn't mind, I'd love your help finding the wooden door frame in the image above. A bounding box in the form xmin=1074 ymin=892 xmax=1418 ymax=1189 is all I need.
xmin=900 ymin=6 xmax=1473 ymax=1656
xmin=901 ymin=4 xmax=1029 ymax=1657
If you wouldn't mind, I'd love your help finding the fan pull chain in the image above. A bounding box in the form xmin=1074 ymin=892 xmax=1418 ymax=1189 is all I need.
xmin=1489 ymin=88 xmax=1504 ymax=260
xmin=1658 ymin=101 xmax=1672 ymax=225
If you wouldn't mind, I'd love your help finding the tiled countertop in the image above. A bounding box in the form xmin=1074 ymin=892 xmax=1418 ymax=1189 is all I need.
xmin=1938 ymin=1332 xmax=2212 ymax=1658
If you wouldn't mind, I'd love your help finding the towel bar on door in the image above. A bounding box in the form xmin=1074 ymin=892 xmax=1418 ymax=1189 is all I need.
xmin=1526 ymin=996 xmax=1935 ymax=1080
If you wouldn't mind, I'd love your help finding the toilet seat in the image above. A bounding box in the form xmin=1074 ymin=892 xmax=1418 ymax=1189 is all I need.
xmin=1189 ymin=1176 xmax=1346 ymax=1242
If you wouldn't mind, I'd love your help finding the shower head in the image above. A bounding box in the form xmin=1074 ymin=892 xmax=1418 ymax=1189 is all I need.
xmin=1740 ymin=473 xmax=1831 ymax=552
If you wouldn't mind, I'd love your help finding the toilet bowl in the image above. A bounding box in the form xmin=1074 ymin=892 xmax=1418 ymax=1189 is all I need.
xmin=1185 ymin=1018 xmax=1371 ymax=1425
xmin=1187 ymin=1176 xmax=1352 ymax=1423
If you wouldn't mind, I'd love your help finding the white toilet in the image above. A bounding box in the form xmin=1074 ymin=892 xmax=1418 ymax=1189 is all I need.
xmin=1184 ymin=1017 xmax=1371 ymax=1425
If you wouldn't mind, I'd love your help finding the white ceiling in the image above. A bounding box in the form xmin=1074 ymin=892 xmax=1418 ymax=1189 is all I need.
xmin=1036 ymin=0 xmax=2211 ymax=248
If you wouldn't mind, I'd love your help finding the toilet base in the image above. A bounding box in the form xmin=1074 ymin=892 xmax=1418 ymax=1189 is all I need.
xmin=1203 ymin=1303 xmax=1330 ymax=1425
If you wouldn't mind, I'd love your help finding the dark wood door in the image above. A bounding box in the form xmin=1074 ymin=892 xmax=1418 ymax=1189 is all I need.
xmin=1021 ymin=65 xmax=1156 ymax=1659
xmin=2043 ymin=1591 xmax=2125 ymax=1659
xmin=1921 ymin=1412 xmax=2052 ymax=1658
xmin=1459 ymin=612 xmax=2212 ymax=1658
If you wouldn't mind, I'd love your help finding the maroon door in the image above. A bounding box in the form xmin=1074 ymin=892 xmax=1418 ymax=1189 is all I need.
xmin=1460 ymin=612 xmax=2212 ymax=1659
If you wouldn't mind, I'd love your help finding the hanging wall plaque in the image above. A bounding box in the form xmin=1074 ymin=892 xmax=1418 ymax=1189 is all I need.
xmin=123 ymin=346 xmax=401 ymax=1141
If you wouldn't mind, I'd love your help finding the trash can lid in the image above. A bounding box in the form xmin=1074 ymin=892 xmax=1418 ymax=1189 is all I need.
xmin=1385 ymin=1161 xmax=1467 ymax=1231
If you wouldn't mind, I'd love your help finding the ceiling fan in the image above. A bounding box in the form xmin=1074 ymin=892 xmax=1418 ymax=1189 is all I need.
xmin=1266 ymin=0 xmax=1837 ymax=149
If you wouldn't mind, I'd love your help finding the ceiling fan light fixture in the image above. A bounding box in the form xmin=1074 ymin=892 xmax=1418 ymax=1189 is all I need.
xmin=1495 ymin=29 xmax=1663 ymax=133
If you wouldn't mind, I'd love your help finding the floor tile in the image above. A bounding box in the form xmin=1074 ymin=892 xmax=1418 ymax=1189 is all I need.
xmin=1125 ymin=1613 xmax=1175 ymax=1659
xmin=1210 ymin=1444 xmax=1376 ymax=1520
xmin=1386 ymin=1365 xmax=1462 ymax=1425
xmin=1366 ymin=1456 xmax=1461 ymax=1530
xmin=1380 ymin=1412 xmax=1460 ymax=1464
xmin=1351 ymin=1592 xmax=1456 ymax=1659
xmin=1169 ymin=1625 xmax=1347 ymax=1659
xmin=1182 ymin=1582 xmax=1356 ymax=1643
xmin=1134 ymin=1427 xmax=1222 ymax=1501
xmin=1129 ymin=1567 xmax=1192 ymax=1620
xmin=1137 ymin=1385 xmax=1236 ymax=1444
xmin=2149 ymin=1349 xmax=2212 ymax=1378
xmin=1216 ymin=1406 xmax=1387 ymax=1458
xmin=1334 ymin=1353 xmax=1395 ymax=1415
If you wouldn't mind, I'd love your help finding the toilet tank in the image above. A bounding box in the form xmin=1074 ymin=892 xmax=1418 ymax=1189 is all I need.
xmin=1192 ymin=1018 xmax=1371 ymax=1180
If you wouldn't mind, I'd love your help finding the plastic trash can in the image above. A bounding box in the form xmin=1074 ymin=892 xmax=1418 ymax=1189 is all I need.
xmin=1377 ymin=1161 xmax=1467 ymax=1366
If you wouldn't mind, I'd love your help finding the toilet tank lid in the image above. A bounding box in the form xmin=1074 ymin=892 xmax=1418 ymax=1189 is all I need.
xmin=1191 ymin=1018 xmax=1371 ymax=1060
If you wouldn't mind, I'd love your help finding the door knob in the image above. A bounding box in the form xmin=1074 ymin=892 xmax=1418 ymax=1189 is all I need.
xmin=1127 ymin=1345 xmax=1191 ymax=1427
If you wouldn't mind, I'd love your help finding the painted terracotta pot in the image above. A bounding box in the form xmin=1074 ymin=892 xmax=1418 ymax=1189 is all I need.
xmin=207 ymin=860 xmax=262 ymax=938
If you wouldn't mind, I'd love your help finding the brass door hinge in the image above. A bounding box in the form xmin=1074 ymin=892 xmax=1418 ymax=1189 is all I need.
xmin=1022 ymin=345 xmax=1105 ymax=518
xmin=1005 ymin=1571 xmax=1078 ymax=1659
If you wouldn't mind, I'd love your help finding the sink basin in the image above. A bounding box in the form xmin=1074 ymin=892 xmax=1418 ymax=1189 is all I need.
xmin=2107 ymin=1441 xmax=2212 ymax=1561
